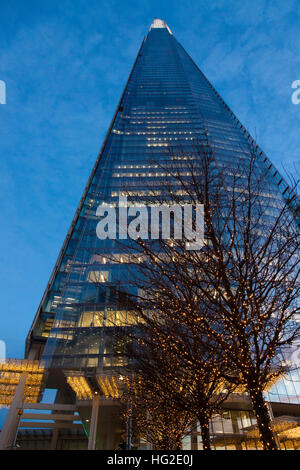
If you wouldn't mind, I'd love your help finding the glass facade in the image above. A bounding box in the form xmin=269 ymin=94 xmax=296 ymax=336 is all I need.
xmin=25 ymin=19 xmax=299 ymax=440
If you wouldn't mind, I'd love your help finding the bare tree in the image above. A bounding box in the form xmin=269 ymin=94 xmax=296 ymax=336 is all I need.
xmin=105 ymin=142 xmax=299 ymax=450
xmin=115 ymin=284 xmax=236 ymax=450
xmin=121 ymin=373 xmax=193 ymax=450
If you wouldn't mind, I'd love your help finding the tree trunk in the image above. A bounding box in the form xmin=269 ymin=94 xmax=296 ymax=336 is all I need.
xmin=175 ymin=439 xmax=182 ymax=450
xmin=249 ymin=388 xmax=279 ymax=450
xmin=198 ymin=414 xmax=211 ymax=450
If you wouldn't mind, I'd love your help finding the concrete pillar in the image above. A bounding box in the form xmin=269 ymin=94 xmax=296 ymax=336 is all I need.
xmin=0 ymin=372 xmax=27 ymax=450
xmin=106 ymin=418 xmax=113 ymax=450
xmin=51 ymin=427 xmax=59 ymax=450
xmin=146 ymin=411 xmax=152 ymax=450
xmin=88 ymin=394 xmax=100 ymax=450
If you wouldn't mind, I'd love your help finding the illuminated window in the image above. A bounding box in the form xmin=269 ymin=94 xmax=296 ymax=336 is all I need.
xmin=87 ymin=270 xmax=109 ymax=283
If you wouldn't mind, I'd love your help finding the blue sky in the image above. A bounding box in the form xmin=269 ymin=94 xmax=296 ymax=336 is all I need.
xmin=0 ymin=0 xmax=299 ymax=363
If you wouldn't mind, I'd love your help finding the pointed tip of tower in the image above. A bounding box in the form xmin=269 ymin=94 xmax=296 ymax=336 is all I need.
xmin=149 ymin=18 xmax=172 ymax=34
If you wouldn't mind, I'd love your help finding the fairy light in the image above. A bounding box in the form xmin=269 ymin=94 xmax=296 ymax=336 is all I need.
xmin=0 ymin=359 xmax=44 ymax=405
xmin=66 ymin=375 xmax=93 ymax=400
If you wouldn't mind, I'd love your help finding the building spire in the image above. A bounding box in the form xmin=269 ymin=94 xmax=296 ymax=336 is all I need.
xmin=149 ymin=18 xmax=172 ymax=34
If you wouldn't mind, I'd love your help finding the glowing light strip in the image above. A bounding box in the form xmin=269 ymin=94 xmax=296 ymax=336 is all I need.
xmin=149 ymin=18 xmax=172 ymax=35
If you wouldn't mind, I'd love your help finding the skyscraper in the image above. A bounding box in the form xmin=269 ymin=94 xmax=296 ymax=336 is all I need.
xmin=22 ymin=19 xmax=299 ymax=449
